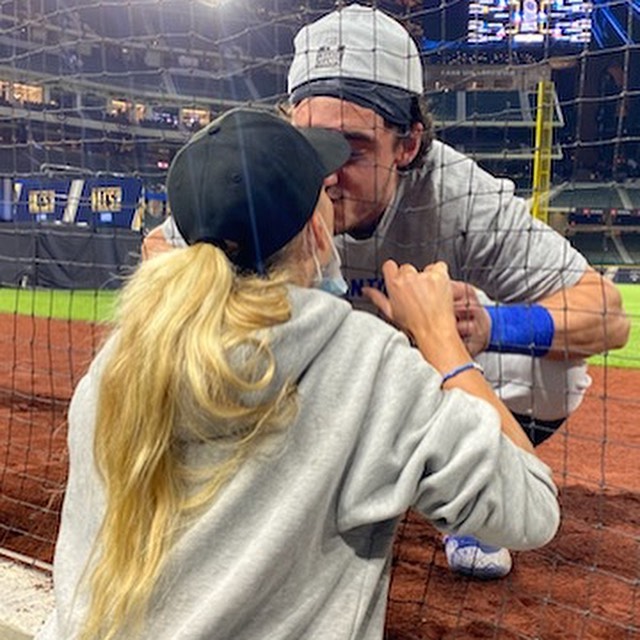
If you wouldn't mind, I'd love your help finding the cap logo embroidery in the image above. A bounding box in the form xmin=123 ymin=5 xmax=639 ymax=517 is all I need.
xmin=315 ymin=44 xmax=345 ymax=69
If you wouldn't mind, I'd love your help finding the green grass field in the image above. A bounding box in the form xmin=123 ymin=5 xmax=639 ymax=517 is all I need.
xmin=0 ymin=284 xmax=638 ymax=369
xmin=0 ymin=287 xmax=118 ymax=323
xmin=589 ymin=284 xmax=640 ymax=369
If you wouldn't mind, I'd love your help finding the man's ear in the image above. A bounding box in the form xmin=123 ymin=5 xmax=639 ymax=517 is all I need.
xmin=396 ymin=122 xmax=423 ymax=169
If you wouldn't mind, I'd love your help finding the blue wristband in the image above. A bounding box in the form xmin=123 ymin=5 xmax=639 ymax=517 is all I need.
xmin=485 ymin=304 xmax=554 ymax=357
xmin=440 ymin=361 xmax=484 ymax=388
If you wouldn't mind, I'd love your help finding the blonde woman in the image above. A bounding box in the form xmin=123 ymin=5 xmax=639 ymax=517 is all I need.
xmin=37 ymin=108 xmax=560 ymax=640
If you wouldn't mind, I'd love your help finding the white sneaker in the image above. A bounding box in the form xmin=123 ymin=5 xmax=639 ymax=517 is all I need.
xmin=444 ymin=535 xmax=512 ymax=579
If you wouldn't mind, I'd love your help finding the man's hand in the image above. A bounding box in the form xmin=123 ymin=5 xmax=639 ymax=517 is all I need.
xmin=451 ymin=281 xmax=492 ymax=357
xmin=141 ymin=225 xmax=173 ymax=261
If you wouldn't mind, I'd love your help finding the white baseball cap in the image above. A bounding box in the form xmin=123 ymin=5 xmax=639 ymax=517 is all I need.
xmin=287 ymin=3 xmax=424 ymax=96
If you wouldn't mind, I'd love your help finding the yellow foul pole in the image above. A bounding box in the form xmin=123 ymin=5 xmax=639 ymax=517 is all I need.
xmin=531 ymin=80 xmax=555 ymax=224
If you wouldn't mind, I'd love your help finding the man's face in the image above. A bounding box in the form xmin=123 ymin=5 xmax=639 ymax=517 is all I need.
xmin=292 ymin=97 xmax=402 ymax=235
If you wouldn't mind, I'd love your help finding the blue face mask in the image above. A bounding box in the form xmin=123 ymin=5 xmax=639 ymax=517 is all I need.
xmin=312 ymin=219 xmax=349 ymax=298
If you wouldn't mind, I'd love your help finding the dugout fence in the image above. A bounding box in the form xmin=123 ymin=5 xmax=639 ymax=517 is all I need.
xmin=0 ymin=225 xmax=140 ymax=290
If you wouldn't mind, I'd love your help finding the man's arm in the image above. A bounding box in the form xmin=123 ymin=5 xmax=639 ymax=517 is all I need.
xmin=539 ymin=267 xmax=629 ymax=359
xmin=453 ymin=267 xmax=630 ymax=360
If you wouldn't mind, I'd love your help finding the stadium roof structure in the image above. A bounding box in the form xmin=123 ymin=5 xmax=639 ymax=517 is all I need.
xmin=549 ymin=181 xmax=640 ymax=212
xmin=0 ymin=1 xmax=636 ymax=182
xmin=428 ymin=88 xmax=564 ymax=128
xmin=0 ymin=0 xmax=430 ymax=120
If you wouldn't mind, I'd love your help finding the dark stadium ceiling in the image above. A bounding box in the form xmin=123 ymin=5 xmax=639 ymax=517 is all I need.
xmin=0 ymin=1 xmax=425 ymax=104
xmin=1 ymin=1 xmax=422 ymax=48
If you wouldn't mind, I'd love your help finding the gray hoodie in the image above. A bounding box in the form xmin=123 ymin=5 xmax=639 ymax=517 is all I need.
xmin=37 ymin=286 xmax=559 ymax=640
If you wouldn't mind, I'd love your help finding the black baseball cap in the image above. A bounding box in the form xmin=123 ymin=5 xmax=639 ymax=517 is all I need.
xmin=167 ymin=107 xmax=351 ymax=273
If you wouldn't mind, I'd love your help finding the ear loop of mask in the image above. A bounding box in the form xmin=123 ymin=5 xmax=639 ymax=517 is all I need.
xmin=310 ymin=216 xmax=349 ymax=297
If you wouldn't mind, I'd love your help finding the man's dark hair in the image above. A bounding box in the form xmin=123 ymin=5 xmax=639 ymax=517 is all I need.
xmin=394 ymin=95 xmax=434 ymax=173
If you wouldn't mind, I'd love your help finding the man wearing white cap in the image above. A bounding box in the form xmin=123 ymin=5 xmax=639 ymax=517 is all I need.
xmin=286 ymin=3 xmax=629 ymax=579
xmin=144 ymin=3 xmax=629 ymax=580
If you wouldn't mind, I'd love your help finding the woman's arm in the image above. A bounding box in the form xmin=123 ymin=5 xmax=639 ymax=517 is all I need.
xmin=366 ymin=260 xmax=534 ymax=454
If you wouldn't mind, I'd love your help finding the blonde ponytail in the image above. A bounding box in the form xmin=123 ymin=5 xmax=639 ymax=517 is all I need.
xmin=80 ymin=243 xmax=298 ymax=640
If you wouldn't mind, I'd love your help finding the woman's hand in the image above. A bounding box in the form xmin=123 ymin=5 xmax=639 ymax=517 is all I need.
xmin=365 ymin=260 xmax=466 ymax=365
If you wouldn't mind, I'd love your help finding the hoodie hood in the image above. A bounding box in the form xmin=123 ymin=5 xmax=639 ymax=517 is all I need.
xmin=172 ymin=286 xmax=352 ymax=443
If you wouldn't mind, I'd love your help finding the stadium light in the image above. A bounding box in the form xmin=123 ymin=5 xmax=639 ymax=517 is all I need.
xmin=197 ymin=0 xmax=233 ymax=6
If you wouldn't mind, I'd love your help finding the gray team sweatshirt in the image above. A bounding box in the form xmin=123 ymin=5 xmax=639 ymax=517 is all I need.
xmin=37 ymin=286 xmax=559 ymax=640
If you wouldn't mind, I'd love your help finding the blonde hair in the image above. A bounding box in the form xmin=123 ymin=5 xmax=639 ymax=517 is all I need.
xmin=80 ymin=240 xmax=303 ymax=640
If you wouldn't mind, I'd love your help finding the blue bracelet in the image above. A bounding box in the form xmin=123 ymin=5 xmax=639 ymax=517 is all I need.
xmin=441 ymin=361 xmax=484 ymax=388
xmin=485 ymin=304 xmax=554 ymax=357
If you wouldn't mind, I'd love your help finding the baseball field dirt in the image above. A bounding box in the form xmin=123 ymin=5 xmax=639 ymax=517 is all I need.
xmin=0 ymin=315 xmax=638 ymax=639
